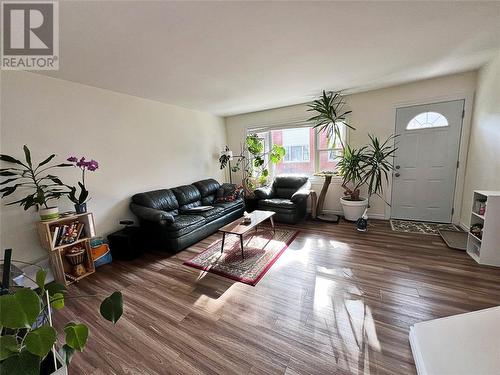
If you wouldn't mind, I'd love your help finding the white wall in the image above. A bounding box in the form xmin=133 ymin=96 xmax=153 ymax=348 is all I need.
xmin=461 ymin=52 xmax=500 ymax=226
xmin=0 ymin=71 xmax=226 ymax=263
xmin=225 ymin=71 xmax=477 ymax=220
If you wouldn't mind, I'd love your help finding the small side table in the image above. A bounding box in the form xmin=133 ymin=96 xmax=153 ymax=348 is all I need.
xmin=107 ymin=227 xmax=143 ymax=261
xmin=313 ymin=171 xmax=340 ymax=223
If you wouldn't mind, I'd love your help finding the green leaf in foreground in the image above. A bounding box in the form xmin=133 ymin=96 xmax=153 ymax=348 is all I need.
xmin=50 ymin=292 xmax=64 ymax=310
xmin=64 ymin=322 xmax=89 ymax=351
xmin=35 ymin=269 xmax=47 ymax=293
xmin=99 ymin=291 xmax=123 ymax=324
xmin=0 ymin=335 xmax=19 ymax=361
xmin=0 ymin=350 xmax=40 ymax=375
xmin=0 ymin=288 xmax=39 ymax=329
xmin=25 ymin=325 xmax=57 ymax=357
xmin=59 ymin=344 xmax=76 ymax=365
xmin=45 ymin=282 xmax=67 ymax=296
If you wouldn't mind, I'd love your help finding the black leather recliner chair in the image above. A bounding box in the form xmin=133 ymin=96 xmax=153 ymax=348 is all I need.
xmin=130 ymin=179 xmax=244 ymax=252
xmin=254 ymin=175 xmax=311 ymax=224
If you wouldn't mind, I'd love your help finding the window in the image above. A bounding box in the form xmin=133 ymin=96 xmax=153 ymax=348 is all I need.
xmin=407 ymin=112 xmax=448 ymax=130
xmin=248 ymin=123 xmax=347 ymax=177
xmin=282 ymin=128 xmax=310 ymax=163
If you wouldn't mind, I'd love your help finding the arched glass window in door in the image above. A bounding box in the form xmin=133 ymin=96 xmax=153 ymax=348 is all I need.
xmin=406 ymin=112 xmax=449 ymax=130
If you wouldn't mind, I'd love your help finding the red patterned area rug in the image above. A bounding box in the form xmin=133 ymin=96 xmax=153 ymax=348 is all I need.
xmin=184 ymin=228 xmax=298 ymax=286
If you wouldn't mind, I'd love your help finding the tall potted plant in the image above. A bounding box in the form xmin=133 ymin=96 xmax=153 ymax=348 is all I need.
xmin=65 ymin=156 xmax=99 ymax=213
xmin=222 ymin=134 xmax=285 ymax=197
xmin=0 ymin=146 xmax=70 ymax=220
xmin=338 ymin=135 xmax=397 ymax=220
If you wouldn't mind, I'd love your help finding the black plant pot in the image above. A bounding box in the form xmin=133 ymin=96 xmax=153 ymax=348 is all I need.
xmin=75 ymin=203 xmax=87 ymax=214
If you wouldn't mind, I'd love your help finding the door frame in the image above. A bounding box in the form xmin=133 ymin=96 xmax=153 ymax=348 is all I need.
xmin=386 ymin=92 xmax=474 ymax=224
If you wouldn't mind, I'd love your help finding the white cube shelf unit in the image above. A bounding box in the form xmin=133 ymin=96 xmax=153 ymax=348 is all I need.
xmin=466 ymin=190 xmax=500 ymax=266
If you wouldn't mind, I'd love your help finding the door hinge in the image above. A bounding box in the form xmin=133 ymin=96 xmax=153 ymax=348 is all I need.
xmin=451 ymin=207 xmax=455 ymax=215
xmin=457 ymin=160 xmax=460 ymax=169
xmin=462 ymin=109 xmax=465 ymax=118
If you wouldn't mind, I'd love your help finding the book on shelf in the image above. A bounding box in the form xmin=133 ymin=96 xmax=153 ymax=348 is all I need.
xmin=50 ymin=221 xmax=86 ymax=248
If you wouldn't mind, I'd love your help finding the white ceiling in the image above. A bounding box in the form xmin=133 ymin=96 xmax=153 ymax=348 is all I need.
xmin=40 ymin=1 xmax=500 ymax=116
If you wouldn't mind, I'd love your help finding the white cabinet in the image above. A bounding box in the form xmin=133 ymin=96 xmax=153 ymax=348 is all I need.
xmin=466 ymin=191 xmax=500 ymax=267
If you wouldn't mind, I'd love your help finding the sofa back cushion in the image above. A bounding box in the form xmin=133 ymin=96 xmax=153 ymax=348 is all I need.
xmin=273 ymin=175 xmax=309 ymax=199
xmin=131 ymin=189 xmax=179 ymax=214
xmin=172 ymin=185 xmax=202 ymax=210
xmin=192 ymin=179 xmax=221 ymax=205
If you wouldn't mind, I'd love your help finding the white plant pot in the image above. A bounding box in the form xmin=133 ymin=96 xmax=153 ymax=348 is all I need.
xmin=39 ymin=206 xmax=59 ymax=221
xmin=340 ymin=197 xmax=368 ymax=221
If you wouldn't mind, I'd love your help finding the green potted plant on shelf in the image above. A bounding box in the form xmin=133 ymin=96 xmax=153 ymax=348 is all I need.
xmin=0 ymin=263 xmax=123 ymax=375
xmin=0 ymin=146 xmax=71 ymax=221
xmin=65 ymin=156 xmax=99 ymax=214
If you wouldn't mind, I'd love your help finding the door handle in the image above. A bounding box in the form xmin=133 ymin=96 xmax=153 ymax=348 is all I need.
xmin=395 ymin=172 xmax=401 ymax=177
xmin=395 ymin=165 xmax=400 ymax=169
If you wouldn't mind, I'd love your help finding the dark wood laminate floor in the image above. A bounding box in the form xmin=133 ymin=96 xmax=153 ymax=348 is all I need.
xmin=54 ymin=219 xmax=500 ymax=374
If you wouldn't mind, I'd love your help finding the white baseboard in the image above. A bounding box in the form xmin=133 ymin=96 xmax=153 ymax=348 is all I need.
xmin=318 ymin=209 xmax=386 ymax=220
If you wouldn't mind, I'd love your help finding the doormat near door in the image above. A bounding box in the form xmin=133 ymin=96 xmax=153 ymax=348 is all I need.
xmin=390 ymin=219 xmax=460 ymax=235
xmin=184 ymin=228 xmax=298 ymax=286
xmin=438 ymin=230 xmax=468 ymax=251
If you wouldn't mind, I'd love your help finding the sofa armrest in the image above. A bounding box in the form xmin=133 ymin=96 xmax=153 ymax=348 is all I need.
xmin=254 ymin=186 xmax=273 ymax=199
xmin=291 ymin=181 xmax=312 ymax=203
xmin=130 ymin=203 xmax=175 ymax=224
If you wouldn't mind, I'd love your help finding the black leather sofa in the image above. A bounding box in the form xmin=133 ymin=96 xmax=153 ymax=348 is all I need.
xmin=130 ymin=179 xmax=244 ymax=252
xmin=254 ymin=175 xmax=311 ymax=224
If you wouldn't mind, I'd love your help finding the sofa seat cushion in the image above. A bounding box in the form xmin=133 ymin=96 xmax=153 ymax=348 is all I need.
xmin=166 ymin=214 xmax=206 ymax=238
xmin=259 ymin=198 xmax=296 ymax=210
xmin=214 ymin=199 xmax=244 ymax=214
xmin=183 ymin=206 xmax=225 ymax=222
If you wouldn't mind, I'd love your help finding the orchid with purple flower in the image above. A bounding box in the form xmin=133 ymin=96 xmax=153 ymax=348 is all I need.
xmin=66 ymin=156 xmax=99 ymax=206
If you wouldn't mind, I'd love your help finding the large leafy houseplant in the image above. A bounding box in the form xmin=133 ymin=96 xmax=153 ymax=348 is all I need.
xmin=0 ymin=265 xmax=123 ymax=375
xmin=226 ymin=134 xmax=285 ymax=196
xmin=0 ymin=146 xmax=70 ymax=213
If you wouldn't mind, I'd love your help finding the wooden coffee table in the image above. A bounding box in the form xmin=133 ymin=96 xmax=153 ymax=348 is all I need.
xmin=218 ymin=210 xmax=276 ymax=259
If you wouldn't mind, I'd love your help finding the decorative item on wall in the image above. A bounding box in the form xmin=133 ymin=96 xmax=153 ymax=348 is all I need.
xmin=65 ymin=156 xmax=99 ymax=213
xmin=0 ymin=146 xmax=71 ymax=221
xmin=219 ymin=135 xmax=285 ymax=197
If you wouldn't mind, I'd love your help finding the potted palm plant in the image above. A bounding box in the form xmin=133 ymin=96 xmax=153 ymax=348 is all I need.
xmin=0 ymin=146 xmax=70 ymax=220
xmin=338 ymin=135 xmax=397 ymax=221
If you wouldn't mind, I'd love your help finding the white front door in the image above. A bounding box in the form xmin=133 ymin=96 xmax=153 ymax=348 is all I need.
xmin=391 ymin=100 xmax=464 ymax=223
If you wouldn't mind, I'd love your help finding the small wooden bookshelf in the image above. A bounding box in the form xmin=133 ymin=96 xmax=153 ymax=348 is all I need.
xmin=466 ymin=191 xmax=500 ymax=267
xmin=37 ymin=212 xmax=96 ymax=285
